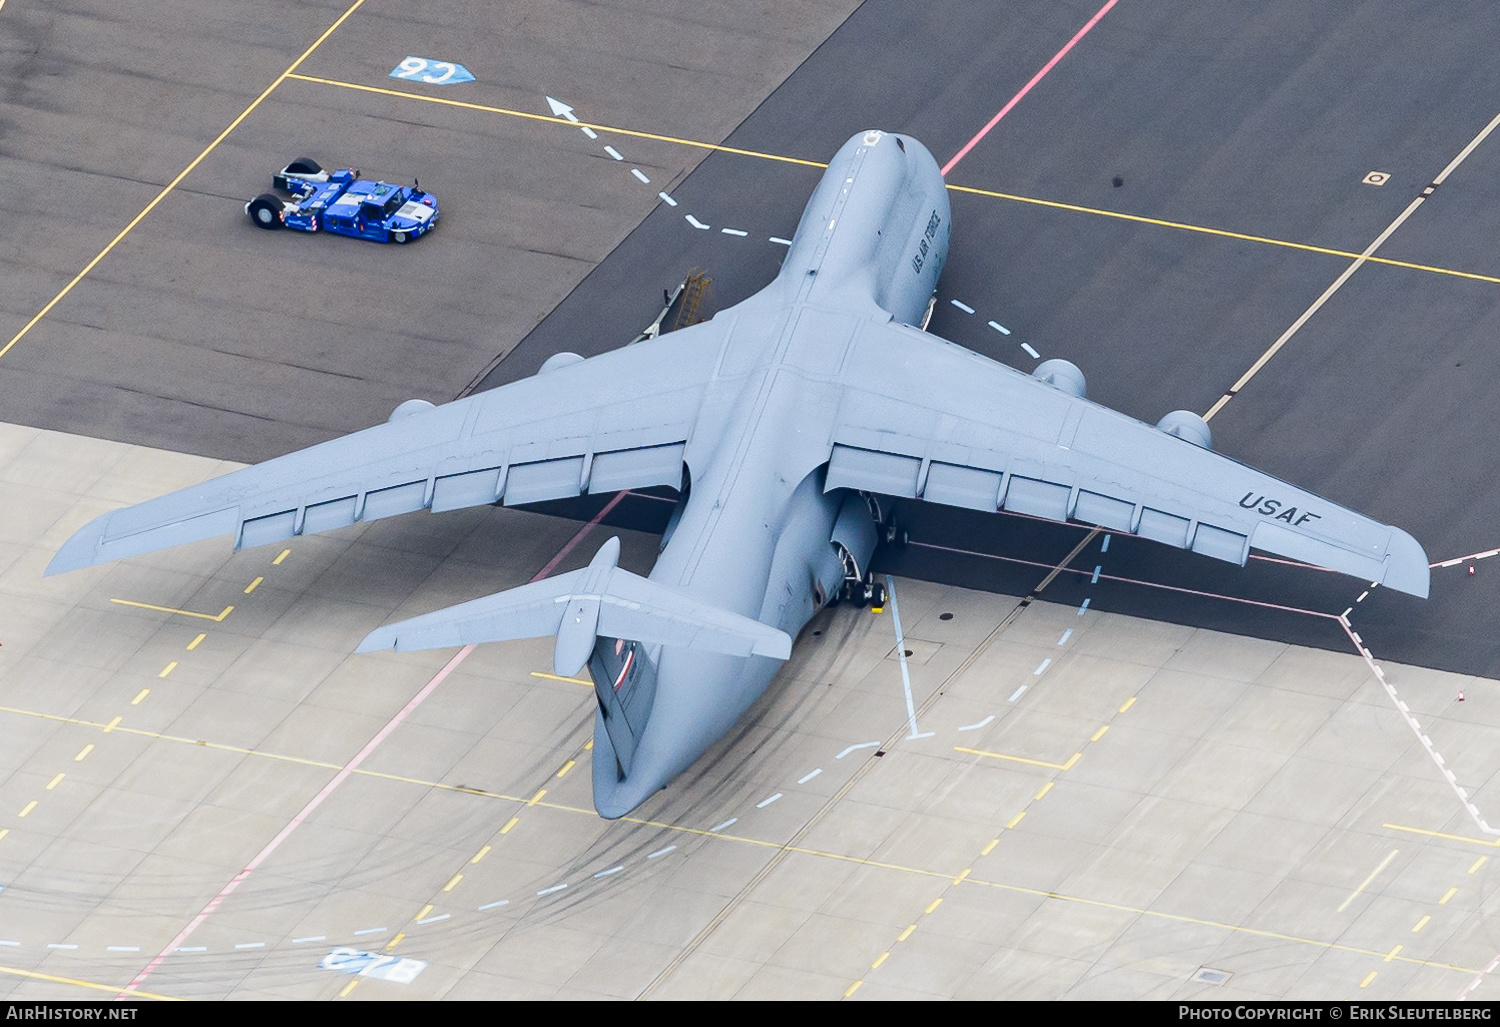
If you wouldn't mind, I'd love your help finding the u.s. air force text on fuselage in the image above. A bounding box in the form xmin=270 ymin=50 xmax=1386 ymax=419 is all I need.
xmin=48 ymin=130 xmax=1429 ymax=818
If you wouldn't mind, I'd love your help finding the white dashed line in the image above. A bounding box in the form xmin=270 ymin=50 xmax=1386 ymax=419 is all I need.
xmin=1057 ymin=628 xmax=1073 ymax=645
xmin=47 ymin=944 xmax=77 ymax=950
xmin=957 ymin=715 xmax=995 ymax=732
xmin=416 ymin=914 xmax=450 ymax=925
xmin=647 ymin=845 xmax=677 ymax=859
xmin=711 ymin=818 xmax=738 ymax=832
xmin=756 ymin=793 xmax=782 ymax=809
xmin=685 ymin=214 xmax=711 ymax=230
xmin=950 ymin=299 xmax=975 ymax=314
xmin=837 ymin=741 xmax=880 ymax=759
xmin=769 ymin=236 xmax=792 ymax=246
xmin=1078 ymin=598 xmax=1091 ymax=614
xmin=1008 ymin=685 xmax=1028 ymax=702
xmin=536 ymin=884 xmax=569 ymax=896
xmin=658 ymin=192 xmax=678 ymax=207
xmin=352 ymin=927 xmax=386 ymax=936
xmin=721 ymin=228 xmax=748 ymax=237
xmin=1033 ymin=658 xmax=1052 ymax=676
xmin=580 ymin=126 xmax=598 ymax=140
xmin=293 ymin=936 xmax=326 ymax=944
xmin=235 ymin=942 xmax=265 ymax=949
xmin=107 ymin=946 xmax=140 ymax=953
xmin=1101 ymin=534 xmax=1111 ymax=553
xmin=593 ymin=866 xmax=624 ymax=878
xmin=988 ymin=320 xmax=1010 ymax=334
xmin=604 ymin=145 xmax=623 ymax=160
xmin=631 ymin=168 xmax=650 ymax=184
xmin=1091 ymin=565 xmax=1101 ymax=584
xmin=477 ymin=900 xmax=510 ymax=911
xmin=1021 ymin=343 xmax=1041 ymax=359
xmin=797 ymin=768 xmax=822 ymax=784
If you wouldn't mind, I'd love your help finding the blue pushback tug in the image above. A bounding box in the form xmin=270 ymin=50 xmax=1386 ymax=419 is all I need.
xmin=245 ymin=158 xmax=439 ymax=244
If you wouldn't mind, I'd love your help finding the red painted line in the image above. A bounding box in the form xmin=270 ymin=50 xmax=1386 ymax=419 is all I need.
xmin=940 ymin=0 xmax=1119 ymax=178
xmin=908 ymin=539 xmax=1339 ymax=620
xmin=121 ymin=492 xmax=629 ymax=994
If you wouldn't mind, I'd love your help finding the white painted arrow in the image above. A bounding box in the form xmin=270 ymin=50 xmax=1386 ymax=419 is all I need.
xmin=545 ymin=96 xmax=578 ymax=122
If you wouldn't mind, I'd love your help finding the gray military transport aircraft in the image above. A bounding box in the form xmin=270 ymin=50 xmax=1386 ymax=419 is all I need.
xmin=49 ymin=130 xmax=1430 ymax=818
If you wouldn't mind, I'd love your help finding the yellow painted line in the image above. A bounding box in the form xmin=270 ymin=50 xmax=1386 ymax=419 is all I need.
xmin=924 ymin=897 xmax=943 ymax=915
xmin=896 ymin=924 xmax=916 ymax=943
xmin=584 ymin=738 xmax=593 ymax=751
xmin=186 ymin=633 xmax=206 ymax=651
xmin=953 ymin=868 xmax=971 ymax=885
xmin=0 ymin=829 xmax=7 ymax=842
xmin=0 ymin=0 xmax=371 ymax=365
xmin=159 ymin=661 xmax=177 ymax=678
xmin=243 ymin=576 xmax=263 ymax=594
xmin=500 ymin=817 xmax=520 ymax=834
xmin=471 ymin=845 xmax=491 ymax=865
xmin=1118 ymin=697 xmax=1137 ymax=714
xmin=273 ymin=549 xmax=291 ymax=566
xmin=1339 ymin=849 xmax=1398 ymax=912
xmin=110 ymin=598 xmax=234 ymax=622
xmin=530 ymin=671 xmax=592 ymax=687
xmin=1384 ymin=823 xmax=1500 ymax=847
xmin=1006 ymin=811 xmax=1026 ymax=829
xmin=338 ymin=979 xmax=359 ymax=998
xmin=1360 ymin=971 xmax=1378 ymax=988
xmin=443 ymin=873 xmax=463 ymax=893
xmin=1034 ymin=781 xmax=1054 ymax=801
xmin=1385 ymin=945 xmax=1403 ymax=962
xmin=0 ymin=964 xmax=180 ymax=1001
xmin=45 ymin=773 xmax=64 ymax=791
xmin=1412 ymin=915 xmax=1431 ymax=933
xmin=871 ymin=951 xmax=889 ymax=970
xmin=981 ymin=838 xmax=999 ymax=856
xmin=1090 ymin=725 xmax=1109 ymax=743
xmin=385 ymin=932 xmax=404 ymax=951
xmin=1471 ymin=857 xmax=1488 ymax=874
xmin=557 ymin=760 xmax=576 ymax=778
xmin=527 ymin=788 xmax=546 ymax=806
xmin=104 ymin=716 xmax=121 ymax=732
xmin=131 ymin=688 xmax=149 ymax=706
xmin=1440 ymin=886 xmax=1458 ymax=905
xmin=280 ymin=74 xmax=1500 ymax=289
xmin=18 ymin=801 xmax=36 ymax=817
xmin=955 ymin=745 xmax=1080 ymax=770
xmin=414 ymin=904 xmax=433 ymax=922
xmin=286 ymin=75 xmax=830 ymax=169
xmin=946 ymin=183 xmax=1500 ymax=286
xmin=73 ymin=744 xmax=93 ymax=762
xmin=843 ymin=979 xmax=863 ymax=998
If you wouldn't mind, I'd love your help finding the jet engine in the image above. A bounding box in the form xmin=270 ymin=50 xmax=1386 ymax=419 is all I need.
xmin=388 ymin=399 xmax=436 ymax=422
xmin=539 ymin=351 xmax=585 ymax=373
xmin=1031 ymin=358 xmax=1086 ymax=399
xmin=1157 ymin=410 xmax=1212 ymax=449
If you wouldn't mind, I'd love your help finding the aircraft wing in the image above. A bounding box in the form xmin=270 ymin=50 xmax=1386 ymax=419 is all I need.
xmin=821 ymin=319 xmax=1430 ymax=597
xmin=47 ymin=321 xmax=727 ymax=575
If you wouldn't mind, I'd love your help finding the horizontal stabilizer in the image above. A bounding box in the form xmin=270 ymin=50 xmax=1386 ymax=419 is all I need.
xmin=356 ymin=536 xmax=792 ymax=676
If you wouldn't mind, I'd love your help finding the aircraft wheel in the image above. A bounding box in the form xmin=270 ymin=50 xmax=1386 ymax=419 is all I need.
xmin=870 ymin=582 xmax=887 ymax=609
xmin=247 ymin=194 xmax=282 ymax=230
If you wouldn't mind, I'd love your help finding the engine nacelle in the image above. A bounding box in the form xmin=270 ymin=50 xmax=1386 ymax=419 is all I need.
xmin=1032 ymin=358 xmax=1086 ymax=399
xmin=1157 ymin=409 xmax=1212 ymax=449
xmin=388 ymin=399 xmax=436 ymax=422
xmin=539 ymin=351 xmax=585 ymax=374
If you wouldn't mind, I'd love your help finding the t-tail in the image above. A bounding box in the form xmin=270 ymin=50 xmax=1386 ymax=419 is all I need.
xmin=355 ymin=537 xmax=791 ymax=807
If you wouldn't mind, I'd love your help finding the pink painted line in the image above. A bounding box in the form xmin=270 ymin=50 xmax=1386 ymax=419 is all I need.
xmin=121 ymin=493 xmax=628 ymax=995
xmin=909 ymin=539 xmax=1339 ymax=620
xmin=940 ymin=0 xmax=1118 ymax=178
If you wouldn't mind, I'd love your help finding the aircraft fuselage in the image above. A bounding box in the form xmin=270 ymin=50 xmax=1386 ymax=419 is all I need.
xmin=589 ymin=130 xmax=952 ymax=817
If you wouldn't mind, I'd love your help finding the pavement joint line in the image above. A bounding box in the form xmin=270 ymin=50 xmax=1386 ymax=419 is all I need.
xmin=0 ymin=0 xmax=371 ymax=365
xmin=286 ymin=73 xmax=1500 ymax=288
